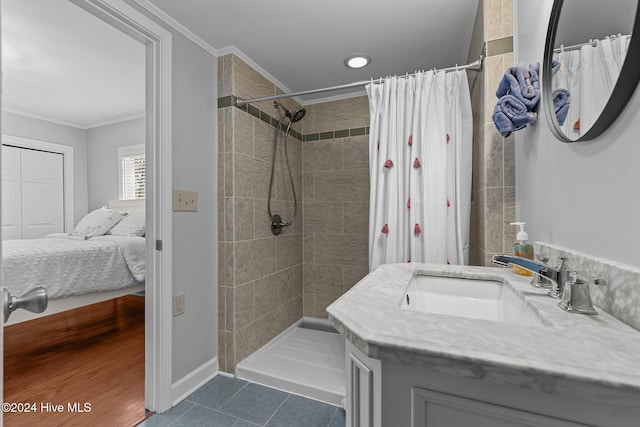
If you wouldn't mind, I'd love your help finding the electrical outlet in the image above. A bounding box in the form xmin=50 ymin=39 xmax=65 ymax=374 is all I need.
xmin=173 ymin=293 xmax=185 ymax=316
xmin=173 ymin=189 xmax=198 ymax=212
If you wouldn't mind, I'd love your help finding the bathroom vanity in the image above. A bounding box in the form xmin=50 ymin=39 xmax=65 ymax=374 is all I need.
xmin=327 ymin=263 xmax=640 ymax=427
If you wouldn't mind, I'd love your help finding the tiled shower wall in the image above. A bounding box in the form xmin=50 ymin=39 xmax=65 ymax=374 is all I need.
xmin=469 ymin=0 xmax=517 ymax=266
xmin=301 ymin=97 xmax=371 ymax=318
xmin=218 ymin=54 xmax=304 ymax=372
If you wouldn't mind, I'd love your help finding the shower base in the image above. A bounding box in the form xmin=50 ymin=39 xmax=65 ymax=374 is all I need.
xmin=235 ymin=317 xmax=346 ymax=406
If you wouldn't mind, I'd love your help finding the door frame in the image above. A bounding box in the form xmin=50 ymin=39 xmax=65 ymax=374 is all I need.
xmin=69 ymin=0 xmax=173 ymax=413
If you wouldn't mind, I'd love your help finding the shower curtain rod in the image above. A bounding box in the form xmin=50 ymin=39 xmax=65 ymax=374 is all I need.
xmin=235 ymin=55 xmax=484 ymax=107
xmin=553 ymin=34 xmax=630 ymax=53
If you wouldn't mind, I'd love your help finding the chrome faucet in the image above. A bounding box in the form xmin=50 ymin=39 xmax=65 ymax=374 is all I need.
xmin=491 ymin=254 xmax=565 ymax=297
xmin=491 ymin=254 xmax=606 ymax=315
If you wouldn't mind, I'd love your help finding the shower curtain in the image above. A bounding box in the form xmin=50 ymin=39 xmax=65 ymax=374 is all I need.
xmin=553 ymin=35 xmax=630 ymax=137
xmin=367 ymin=70 xmax=472 ymax=271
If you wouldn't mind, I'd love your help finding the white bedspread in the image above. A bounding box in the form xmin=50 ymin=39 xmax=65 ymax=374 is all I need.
xmin=2 ymin=235 xmax=145 ymax=299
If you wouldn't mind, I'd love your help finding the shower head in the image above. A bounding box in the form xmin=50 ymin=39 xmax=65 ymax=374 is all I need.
xmin=274 ymin=101 xmax=306 ymax=123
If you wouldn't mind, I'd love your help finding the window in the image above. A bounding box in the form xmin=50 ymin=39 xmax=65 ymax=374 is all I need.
xmin=118 ymin=144 xmax=145 ymax=200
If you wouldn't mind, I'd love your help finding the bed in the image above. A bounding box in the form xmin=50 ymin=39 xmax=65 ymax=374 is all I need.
xmin=2 ymin=199 xmax=146 ymax=324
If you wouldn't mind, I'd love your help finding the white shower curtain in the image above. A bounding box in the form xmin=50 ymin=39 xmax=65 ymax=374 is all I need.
xmin=553 ymin=35 xmax=630 ymax=137
xmin=367 ymin=70 xmax=472 ymax=271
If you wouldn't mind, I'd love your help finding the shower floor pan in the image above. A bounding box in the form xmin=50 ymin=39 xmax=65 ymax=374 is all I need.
xmin=235 ymin=318 xmax=346 ymax=406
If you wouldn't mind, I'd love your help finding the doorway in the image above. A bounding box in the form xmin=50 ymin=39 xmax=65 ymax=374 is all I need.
xmin=0 ymin=0 xmax=173 ymax=423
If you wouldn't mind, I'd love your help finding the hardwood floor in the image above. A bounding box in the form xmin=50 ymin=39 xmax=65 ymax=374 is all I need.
xmin=4 ymin=295 xmax=145 ymax=427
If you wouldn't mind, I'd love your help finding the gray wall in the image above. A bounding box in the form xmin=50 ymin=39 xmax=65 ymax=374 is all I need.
xmin=87 ymin=117 xmax=145 ymax=210
xmin=167 ymin=30 xmax=218 ymax=383
xmin=514 ymin=0 xmax=640 ymax=269
xmin=2 ymin=111 xmax=89 ymax=225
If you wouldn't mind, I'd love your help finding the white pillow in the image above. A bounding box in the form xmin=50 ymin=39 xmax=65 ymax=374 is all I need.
xmin=72 ymin=207 xmax=128 ymax=238
xmin=107 ymin=212 xmax=145 ymax=237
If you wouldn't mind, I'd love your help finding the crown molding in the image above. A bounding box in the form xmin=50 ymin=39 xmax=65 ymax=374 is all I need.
xmin=131 ymin=0 xmax=217 ymax=56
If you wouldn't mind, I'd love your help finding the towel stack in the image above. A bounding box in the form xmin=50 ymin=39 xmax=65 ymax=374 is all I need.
xmin=493 ymin=63 xmax=541 ymax=137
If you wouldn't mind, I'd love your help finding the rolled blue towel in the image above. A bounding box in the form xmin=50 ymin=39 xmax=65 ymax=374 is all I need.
xmin=496 ymin=65 xmax=540 ymax=111
xmin=553 ymin=88 xmax=570 ymax=126
xmin=493 ymin=94 xmax=537 ymax=137
xmin=552 ymin=60 xmax=560 ymax=76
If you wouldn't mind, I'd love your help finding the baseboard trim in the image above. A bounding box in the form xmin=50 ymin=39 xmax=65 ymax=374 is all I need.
xmin=171 ymin=357 xmax=219 ymax=406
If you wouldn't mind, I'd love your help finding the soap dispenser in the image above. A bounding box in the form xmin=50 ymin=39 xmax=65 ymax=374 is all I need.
xmin=511 ymin=222 xmax=534 ymax=276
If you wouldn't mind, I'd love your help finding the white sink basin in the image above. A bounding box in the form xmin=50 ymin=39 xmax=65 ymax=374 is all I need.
xmin=401 ymin=272 xmax=546 ymax=327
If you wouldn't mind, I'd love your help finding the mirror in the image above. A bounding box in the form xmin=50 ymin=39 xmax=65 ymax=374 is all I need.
xmin=543 ymin=0 xmax=640 ymax=142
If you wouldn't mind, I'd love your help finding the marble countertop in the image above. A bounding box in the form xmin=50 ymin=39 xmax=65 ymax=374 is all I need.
xmin=326 ymin=263 xmax=640 ymax=406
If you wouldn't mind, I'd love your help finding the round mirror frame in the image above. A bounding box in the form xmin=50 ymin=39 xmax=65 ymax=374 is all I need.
xmin=543 ymin=0 xmax=640 ymax=142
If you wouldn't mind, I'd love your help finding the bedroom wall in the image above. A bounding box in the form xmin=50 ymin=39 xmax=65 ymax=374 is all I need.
xmin=86 ymin=117 xmax=145 ymax=210
xmin=2 ymin=111 xmax=89 ymax=225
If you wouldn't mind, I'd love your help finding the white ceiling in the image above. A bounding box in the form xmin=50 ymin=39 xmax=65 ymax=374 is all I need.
xmin=2 ymin=0 xmax=145 ymax=129
xmin=148 ymin=0 xmax=481 ymax=103
xmin=1 ymin=0 xmax=481 ymax=127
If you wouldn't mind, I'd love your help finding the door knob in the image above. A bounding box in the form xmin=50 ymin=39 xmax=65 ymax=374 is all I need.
xmin=3 ymin=287 xmax=48 ymax=323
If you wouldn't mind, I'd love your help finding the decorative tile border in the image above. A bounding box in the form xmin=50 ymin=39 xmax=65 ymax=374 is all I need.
xmin=218 ymin=95 xmax=369 ymax=142
xmin=535 ymin=242 xmax=640 ymax=332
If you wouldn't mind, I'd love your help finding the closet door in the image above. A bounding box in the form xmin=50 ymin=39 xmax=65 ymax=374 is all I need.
xmin=20 ymin=148 xmax=64 ymax=239
xmin=2 ymin=145 xmax=23 ymax=240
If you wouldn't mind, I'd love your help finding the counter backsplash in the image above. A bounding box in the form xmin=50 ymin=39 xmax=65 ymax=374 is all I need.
xmin=535 ymin=242 xmax=640 ymax=332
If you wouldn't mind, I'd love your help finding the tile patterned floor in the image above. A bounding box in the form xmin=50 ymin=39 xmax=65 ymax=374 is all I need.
xmin=139 ymin=376 xmax=346 ymax=427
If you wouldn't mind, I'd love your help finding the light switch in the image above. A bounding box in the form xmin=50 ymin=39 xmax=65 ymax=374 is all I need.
xmin=173 ymin=189 xmax=198 ymax=212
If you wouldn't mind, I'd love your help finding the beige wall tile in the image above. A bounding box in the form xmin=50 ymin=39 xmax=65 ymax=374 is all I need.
xmin=218 ymin=149 xmax=225 ymax=197
xmin=303 ymin=139 xmax=343 ymax=172
xmin=314 ymin=169 xmax=369 ymax=202
xmin=504 ymin=133 xmax=515 ymax=187
xmin=502 ymin=0 xmax=513 ymax=38
xmin=225 ymin=242 xmax=235 ymax=287
xmin=314 ymin=234 xmax=368 ymax=267
xmin=233 ymin=110 xmax=254 ymax=157
xmin=218 ymin=241 xmax=226 ymax=286
xmin=224 ymin=197 xmax=234 ymax=241
xmin=224 ymin=152 xmax=234 ymax=197
xmin=253 ymin=118 xmax=274 ymax=163
xmin=343 ymin=201 xmax=369 ymax=235
xmin=484 ymin=55 xmax=504 ymax=125
xmin=218 ymin=285 xmax=226 ymax=331
xmin=254 ymin=272 xmax=281 ymax=319
xmin=484 ymin=123 xmax=504 ymax=187
xmin=224 ymin=331 xmax=235 ymax=373
xmin=304 ymin=233 xmax=315 ymax=264
xmin=303 ymin=172 xmax=314 ymax=202
xmin=218 ymin=197 xmax=225 ymax=244
xmin=275 ymin=295 xmax=303 ymax=333
xmin=313 ymin=96 xmax=369 ymax=134
xmin=302 ymin=104 xmax=316 ymax=134
xmin=225 ymin=284 xmax=235 ymax=331
xmin=343 ymin=266 xmax=370 ymax=292
xmin=273 ymin=167 xmax=301 ymax=202
xmin=235 ymin=237 xmax=276 ymax=285
xmin=232 ymin=55 xmax=275 ymax=102
xmin=234 ymin=198 xmax=254 ymax=241
xmin=304 ymin=263 xmax=344 ymax=295
xmin=304 ymin=202 xmax=343 ymax=233
xmin=235 ymin=281 xmax=255 ymax=329
xmin=303 ymin=293 xmax=315 ymax=317
xmin=503 ymin=186 xmax=516 ymax=253
xmin=484 ymin=0 xmax=503 ymax=41
xmin=342 ymin=136 xmax=369 ymax=170
xmin=220 ymin=54 xmax=233 ymax=97
xmin=236 ymin=311 xmax=278 ymax=363
xmin=234 ymin=153 xmax=270 ymax=199
xmin=276 ymin=233 xmax=303 ymax=271
xmin=484 ymin=187 xmax=504 ymax=253
xmin=218 ymin=329 xmax=227 ymax=372
xmin=224 ymin=108 xmax=233 ymax=152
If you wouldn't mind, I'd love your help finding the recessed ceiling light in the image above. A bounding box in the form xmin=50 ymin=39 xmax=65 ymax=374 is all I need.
xmin=344 ymin=54 xmax=371 ymax=69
